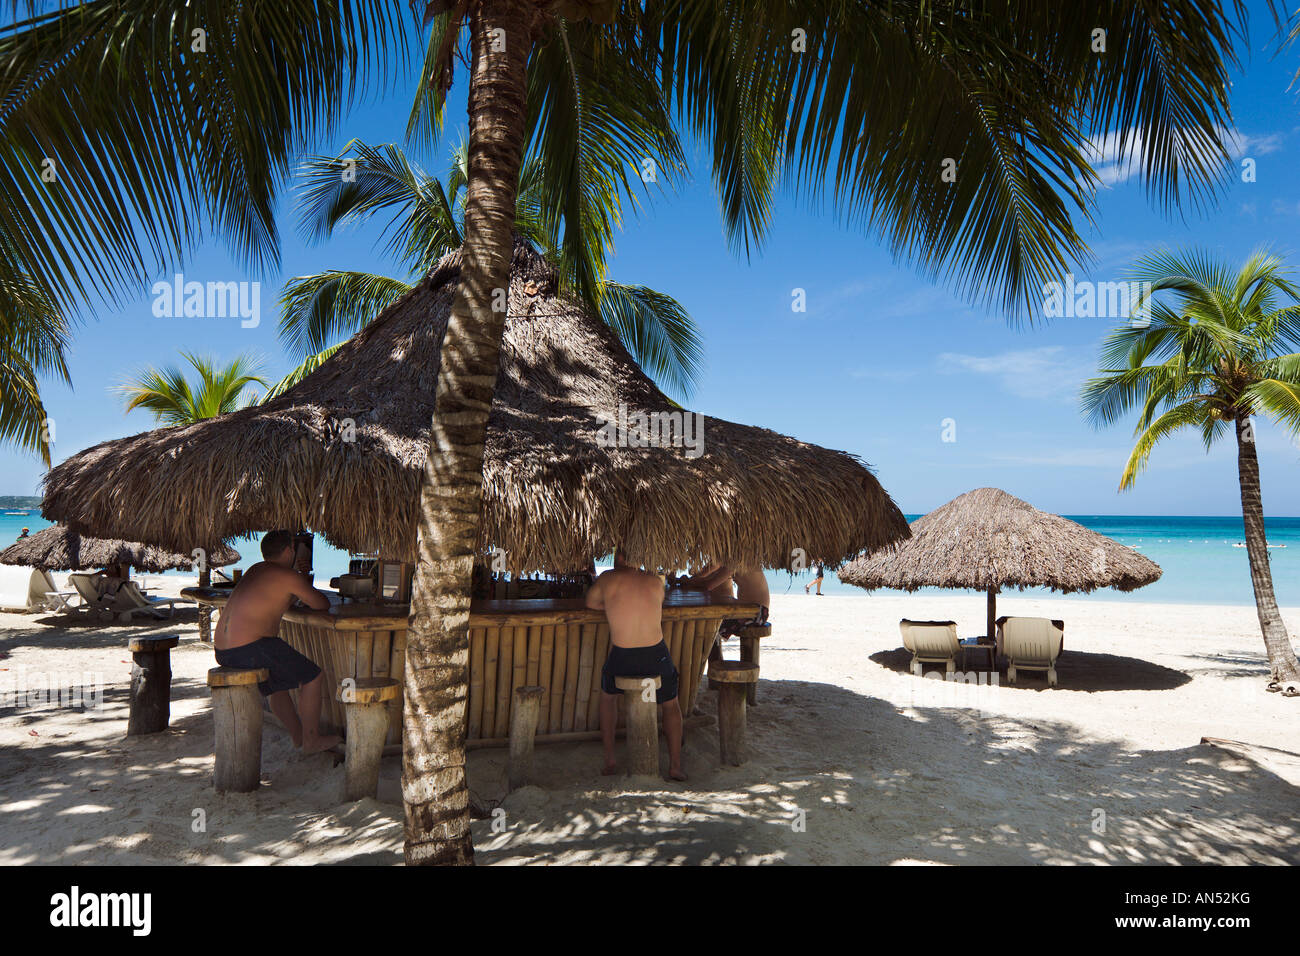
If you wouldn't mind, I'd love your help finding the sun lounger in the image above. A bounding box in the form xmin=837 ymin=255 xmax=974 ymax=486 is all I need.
xmin=0 ymin=565 xmax=38 ymax=610
xmin=899 ymin=619 xmax=961 ymax=675
xmin=68 ymin=572 xmax=120 ymax=620
xmin=113 ymin=580 xmax=194 ymax=622
xmin=30 ymin=569 xmax=77 ymax=612
xmin=996 ymin=616 xmax=1065 ymax=686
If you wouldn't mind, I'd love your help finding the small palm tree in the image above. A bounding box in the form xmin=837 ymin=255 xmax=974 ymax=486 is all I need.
xmin=1081 ymin=249 xmax=1300 ymax=688
xmin=267 ymin=140 xmax=703 ymax=400
xmin=118 ymin=352 xmax=267 ymax=426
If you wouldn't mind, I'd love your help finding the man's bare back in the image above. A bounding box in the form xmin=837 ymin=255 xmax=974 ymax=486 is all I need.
xmin=587 ymin=553 xmax=684 ymax=780
xmin=215 ymin=561 xmax=330 ymax=651
xmin=585 ymin=565 xmax=665 ymax=647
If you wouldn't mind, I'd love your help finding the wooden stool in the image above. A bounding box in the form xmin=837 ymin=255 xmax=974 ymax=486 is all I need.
xmin=614 ymin=675 xmax=661 ymax=777
xmin=338 ymin=677 xmax=400 ymax=801
xmin=507 ymin=685 xmax=546 ymax=791
xmin=207 ymin=667 xmax=268 ymax=793
xmin=709 ymin=660 xmax=759 ymax=766
xmin=127 ymin=635 xmax=179 ymax=735
xmin=737 ymin=623 xmax=771 ymax=706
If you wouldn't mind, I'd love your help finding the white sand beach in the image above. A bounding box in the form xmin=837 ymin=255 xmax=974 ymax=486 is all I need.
xmin=1 ymin=580 xmax=1297 ymax=865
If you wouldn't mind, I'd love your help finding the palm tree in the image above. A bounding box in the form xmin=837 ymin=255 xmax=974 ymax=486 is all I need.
xmin=1 ymin=0 xmax=1249 ymax=866
xmin=268 ymin=140 xmax=702 ymax=400
xmin=0 ymin=273 xmax=70 ymax=465
xmin=118 ymin=352 xmax=267 ymax=426
xmin=1081 ymin=249 xmax=1300 ymax=688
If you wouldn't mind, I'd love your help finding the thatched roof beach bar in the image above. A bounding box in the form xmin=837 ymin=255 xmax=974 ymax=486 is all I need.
xmin=42 ymin=241 xmax=909 ymax=746
xmin=0 ymin=525 xmax=239 ymax=574
xmin=44 ymin=242 xmax=907 ymax=573
xmin=838 ymin=487 xmax=1162 ymax=641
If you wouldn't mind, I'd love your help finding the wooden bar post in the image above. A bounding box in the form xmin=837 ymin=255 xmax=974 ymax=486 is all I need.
xmin=338 ymin=677 xmax=399 ymax=801
xmin=197 ymin=567 xmax=212 ymax=643
xmin=507 ymin=685 xmax=545 ymax=790
xmin=127 ymin=635 xmax=179 ymax=735
xmin=737 ymin=624 xmax=772 ymax=707
xmin=614 ymin=675 xmax=661 ymax=777
xmin=987 ymin=587 xmax=998 ymax=643
xmin=207 ymin=667 xmax=268 ymax=793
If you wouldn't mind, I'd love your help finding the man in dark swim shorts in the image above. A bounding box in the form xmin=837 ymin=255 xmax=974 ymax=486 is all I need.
xmin=586 ymin=551 xmax=685 ymax=780
xmin=213 ymin=530 xmax=339 ymax=754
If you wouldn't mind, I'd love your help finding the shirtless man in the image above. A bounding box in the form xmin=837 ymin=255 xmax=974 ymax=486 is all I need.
xmin=213 ymin=530 xmax=340 ymax=753
xmin=731 ymin=568 xmax=770 ymax=625
xmin=676 ymin=562 xmax=735 ymax=602
xmin=586 ymin=551 xmax=685 ymax=781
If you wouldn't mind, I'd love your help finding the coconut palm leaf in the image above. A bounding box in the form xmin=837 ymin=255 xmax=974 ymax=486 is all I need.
xmin=279 ymin=271 xmax=414 ymax=357
xmin=263 ymin=343 xmax=345 ymax=401
xmin=118 ymin=352 xmax=267 ymax=426
xmin=0 ymin=0 xmax=415 ymax=315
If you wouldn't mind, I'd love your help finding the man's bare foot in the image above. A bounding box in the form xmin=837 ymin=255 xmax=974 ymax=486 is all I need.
xmin=601 ymin=762 xmax=619 ymax=776
xmin=667 ymin=767 xmax=687 ymax=782
xmin=302 ymin=734 xmax=341 ymax=754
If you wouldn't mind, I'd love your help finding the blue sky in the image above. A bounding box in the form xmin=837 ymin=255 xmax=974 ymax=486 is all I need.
xmin=7 ymin=2 xmax=1300 ymax=518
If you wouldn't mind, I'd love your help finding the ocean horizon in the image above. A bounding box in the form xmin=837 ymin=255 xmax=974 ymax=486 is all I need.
xmin=3 ymin=510 xmax=1297 ymax=609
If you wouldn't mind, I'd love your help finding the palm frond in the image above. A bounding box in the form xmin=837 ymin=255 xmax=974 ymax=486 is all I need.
xmin=0 ymin=0 xmax=416 ymax=316
xmin=1119 ymin=401 xmax=1208 ymax=490
xmin=278 ymin=271 xmax=413 ymax=357
xmin=263 ymin=343 xmax=345 ymax=401
xmin=598 ymin=282 xmax=703 ymax=399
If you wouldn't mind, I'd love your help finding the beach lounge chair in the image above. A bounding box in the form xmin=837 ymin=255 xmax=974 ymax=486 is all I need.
xmin=996 ymin=616 xmax=1065 ymax=686
xmin=68 ymin=572 xmax=118 ymax=621
xmin=0 ymin=565 xmax=37 ymax=610
xmin=899 ymin=619 xmax=961 ymax=675
xmin=113 ymin=580 xmax=193 ymax=622
xmin=29 ymin=569 xmax=77 ymax=612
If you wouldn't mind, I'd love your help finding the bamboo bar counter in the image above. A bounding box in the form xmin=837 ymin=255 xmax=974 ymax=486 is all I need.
xmin=183 ymin=586 xmax=759 ymax=748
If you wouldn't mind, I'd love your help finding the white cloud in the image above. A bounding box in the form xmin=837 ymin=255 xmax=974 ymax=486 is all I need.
xmin=936 ymin=345 xmax=1094 ymax=402
xmin=1083 ymin=125 xmax=1281 ymax=188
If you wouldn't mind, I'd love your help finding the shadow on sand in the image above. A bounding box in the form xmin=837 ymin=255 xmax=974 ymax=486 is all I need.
xmin=869 ymin=646 xmax=1192 ymax=692
xmin=3 ymin=669 xmax=1295 ymax=865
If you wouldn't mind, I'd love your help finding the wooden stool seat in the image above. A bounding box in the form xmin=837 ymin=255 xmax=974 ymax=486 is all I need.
xmin=338 ymin=676 xmax=400 ymax=705
xmin=129 ymin=635 xmax=179 ymax=654
xmin=709 ymin=660 xmax=759 ymax=684
xmin=614 ymin=675 xmax=662 ymax=694
xmin=615 ymin=675 xmax=662 ymax=777
xmin=207 ymin=666 xmax=269 ymax=793
xmin=338 ymin=677 xmax=400 ymax=801
xmin=736 ymin=624 xmax=772 ymax=639
xmin=207 ymin=666 xmax=268 ymax=688
xmin=709 ymin=661 xmax=758 ymax=766
xmin=127 ymin=634 xmax=181 ymax=736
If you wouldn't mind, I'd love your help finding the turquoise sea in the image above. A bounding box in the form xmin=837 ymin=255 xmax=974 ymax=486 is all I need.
xmin=2 ymin=511 xmax=1297 ymax=608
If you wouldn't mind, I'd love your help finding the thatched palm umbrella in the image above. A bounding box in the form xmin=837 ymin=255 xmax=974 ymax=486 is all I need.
xmin=41 ymin=241 xmax=908 ymax=572
xmin=838 ymin=487 xmax=1161 ymax=640
xmin=0 ymin=525 xmax=239 ymax=573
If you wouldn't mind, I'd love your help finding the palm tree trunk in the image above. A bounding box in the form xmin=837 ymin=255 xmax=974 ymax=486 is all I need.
xmin=402 ymin=0 xmax=538 ymax=866
xmin=1235 ymin=416 xmax=1300 ymax=684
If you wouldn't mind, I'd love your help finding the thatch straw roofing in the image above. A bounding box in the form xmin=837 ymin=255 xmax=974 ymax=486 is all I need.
xmin=42 ymin=242 xmax=908 ymax=573
xmin=838 ymin=487 xmax=1161 ymax=594
xmin=0 ymin=525 xmax=239 ymax=573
